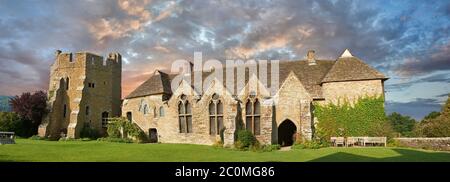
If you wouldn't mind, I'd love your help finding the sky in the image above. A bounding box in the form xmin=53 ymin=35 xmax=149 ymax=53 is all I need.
xmin=0 ymin=0 xmax=448 ymax=120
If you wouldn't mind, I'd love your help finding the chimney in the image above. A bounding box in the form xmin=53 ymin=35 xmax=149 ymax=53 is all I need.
xmin=307 ymin=50 xmax=316 ymax=65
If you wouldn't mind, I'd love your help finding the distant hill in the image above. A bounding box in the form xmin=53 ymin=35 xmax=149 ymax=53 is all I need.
xmin=0 ymin=96 xmax=12 ymax=112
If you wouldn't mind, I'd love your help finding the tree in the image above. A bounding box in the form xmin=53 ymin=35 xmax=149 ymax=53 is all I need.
xmin=414 ymin=94 xmax=450 ymax=137
xmin=387 ymin=112 xmax=416 ymax=137
xmin=423 ymin=111 xmax=441 ymax=120
xmin=8 ymin=91 xmax=48 ymax=136
xmin=0 ymin=112 xmax=22 ymax=133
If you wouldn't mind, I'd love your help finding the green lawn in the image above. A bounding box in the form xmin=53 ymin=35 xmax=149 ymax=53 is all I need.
xmin=1 ymin=139 xmax=450 ymax=162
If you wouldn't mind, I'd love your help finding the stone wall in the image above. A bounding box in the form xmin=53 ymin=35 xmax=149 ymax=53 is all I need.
xmin=274 ymin=72 xmax=313 ymax=141
xmin=122 ymin=94 xmax=166 ymax=137
xmin=322 ymin=80 xmax=384 ymax=105
xmin=394 ymin=138 xmax=450 ymax=151
xmin=119 ymin=68 xmax=385 ymax=146
xmin=39 ymin=51 xmax=121 ymax=139
xmin=122 ymin=80 xmax=239 ymax=146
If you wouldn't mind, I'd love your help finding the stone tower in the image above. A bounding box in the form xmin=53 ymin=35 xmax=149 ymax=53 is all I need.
xmin=38 ymin=50 xmax=122 ymax=139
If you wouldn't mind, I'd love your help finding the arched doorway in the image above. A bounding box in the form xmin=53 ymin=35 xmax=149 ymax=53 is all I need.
xmin=149 ymin=128 xmax=158 ymax=143
xmin=278 ymin=120 xmax=297 ymax=146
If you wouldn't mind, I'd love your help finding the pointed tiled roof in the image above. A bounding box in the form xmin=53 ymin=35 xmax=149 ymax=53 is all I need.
xmin=125 ymin=70 xmax=173 ymax=99
xmin=321 ymin=55 xmax=387 ymax=83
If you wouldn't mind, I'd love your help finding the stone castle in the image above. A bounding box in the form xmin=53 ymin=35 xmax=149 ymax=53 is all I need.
xmin=38 ymin=50 xmax=122 ymax=138
xmin=39 ymin=49 xmax=387 ymax=146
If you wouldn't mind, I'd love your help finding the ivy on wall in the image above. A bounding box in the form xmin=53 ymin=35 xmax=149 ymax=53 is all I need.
xmin=106 ymin=117 xmax=147 ymax=143
xmin=314 ymin=96 xmax=393 ymax=141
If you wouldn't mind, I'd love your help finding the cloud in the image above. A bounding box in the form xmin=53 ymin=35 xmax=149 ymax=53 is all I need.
xmin=87 ymin=0 xmax=153 ymax=46
xmin=119 ymin=0 xmax=151 ymax=20
xmin=153 ymin=45 xmax=171 ymax=53
xmin=436 ymin=93 xmax=450 ymax=98
xmin=226 ymin=34 xmax=290 ymax=58
xmin=153 ymin=1 xmax=180 ymax=22
xmin=0 ymin=0 xmax=448 ymax=111
xmin=386 ymin=72 xmax=450 ymax=91
xmin=395 ymin=43 xmax=450 ymax=76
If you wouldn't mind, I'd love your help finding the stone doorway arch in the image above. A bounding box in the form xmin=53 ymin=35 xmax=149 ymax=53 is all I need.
xmin=278 ymin=120 xmax=297 ymax=146
xmin=149 ymin=128 xmax=158 ymax=143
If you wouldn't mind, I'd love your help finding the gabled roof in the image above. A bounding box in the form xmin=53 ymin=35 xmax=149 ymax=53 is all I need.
xmin=321 ymin=54 xmax=387 ymax=83
xmin=125 ymin=50 xmax=388 ymax=99
xmin=278 ymin=60 xmax=334 ymax=98
xmin=125 ymin=70 xmax=173 ymax=99
xmin=125 ymin=60 xmax=335 ymax=99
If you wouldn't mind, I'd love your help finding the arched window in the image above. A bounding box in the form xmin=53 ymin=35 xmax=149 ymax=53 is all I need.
xmin=178 ymin=95 xmax=192 ymax=133
xmin=209 ymin=94 xmax=224 ymax=135
xmin=101 ymin=112 xmax=109 ymax=128
xmin=138 ymin=99 xmax=144 ymax=111
xmin=143 ymin=104 xmax=149 ymax=115
xmin=63 ymin=104 xmax=67 ymax=118
xmin=65 ymin=78 xmax=69 ymax=90
xmin=159 ymin=106 xmax=165 ymax=117
xmin=245 ymin=99 xmax=261 ymax=135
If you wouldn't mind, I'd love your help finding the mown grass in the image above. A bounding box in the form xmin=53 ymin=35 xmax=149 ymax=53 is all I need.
xmin=0 ymin=139 xmax=449 ymax=162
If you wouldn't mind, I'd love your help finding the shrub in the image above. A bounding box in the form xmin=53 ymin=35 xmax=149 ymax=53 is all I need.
xmin=293 ymin=140 xmax=328 ymax=149
xmin=29 ymin=135 xmax=47 ymax=140
xmin=212 ymin=140 xmax=224 ymax=148
xmin=58 ymin=137 xmax=92 ymax=142
xmin=80 ymin=124 xmax=100 ymax=139
xmin=97 ymin=137 xmax=133 ymax=143
xmin=0 ymin=112 xmax=20 ymax=131
xmin=261 ymin=144 xmax=281 ymax=152
xmin=106 ymin=118 xmax=125 ymax=138
xmin=106 ymin=117 xmax=147 ymax=143
xmin=236 ymin=130 xmax=257 ymax=148
xmin=0 ymin=112 xmax=34 ymax=137
xmin=234 ymin=130 xmax=281 ymax=152
xmin=249 ymin=141 xmax=261 ymax=152
xmin=234 ymin=140 xmax=245 ymax=150
xmin=387 ymin=138 xmax=401 ymax=147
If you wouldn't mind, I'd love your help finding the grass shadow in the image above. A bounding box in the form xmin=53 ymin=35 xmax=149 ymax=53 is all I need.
xmin=308 ymin=148 xmax=450 ymax=162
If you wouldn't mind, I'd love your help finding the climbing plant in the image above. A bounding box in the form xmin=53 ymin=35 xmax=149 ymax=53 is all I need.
xmin=106 ymin=117 xmax=147 ymax=143
xmin=314 ymin=96 xmax=393 ymax=142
